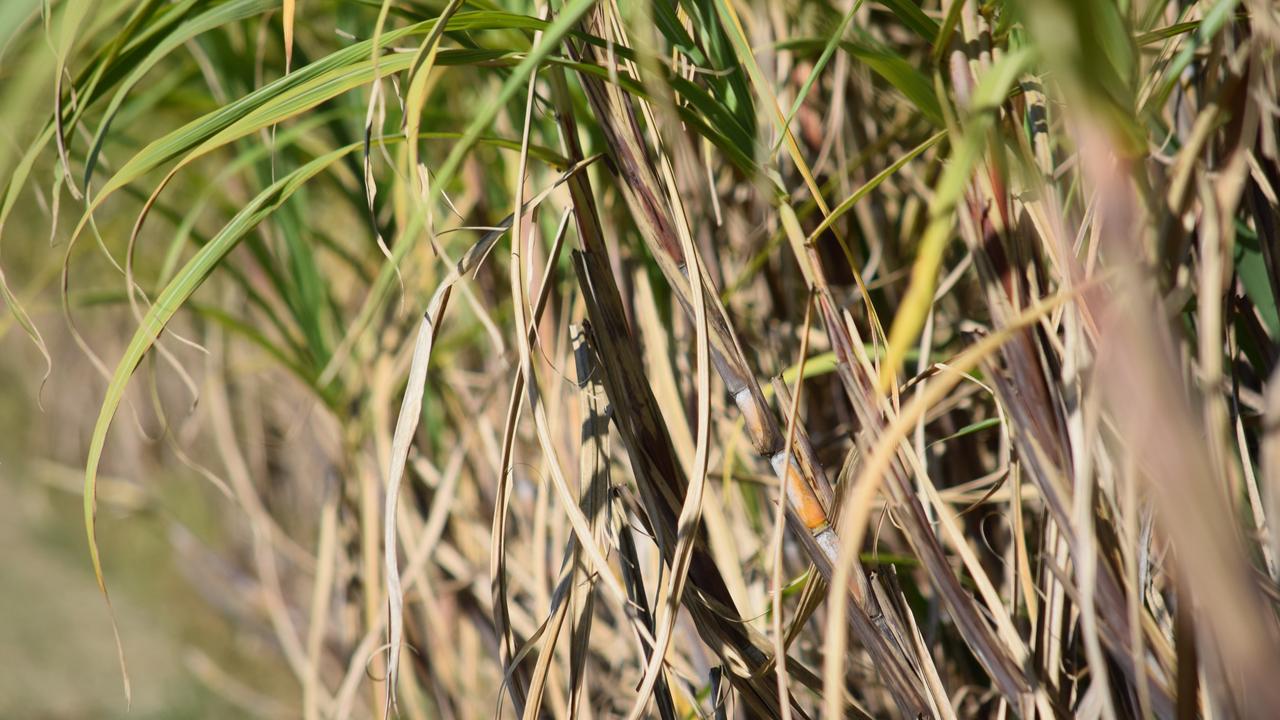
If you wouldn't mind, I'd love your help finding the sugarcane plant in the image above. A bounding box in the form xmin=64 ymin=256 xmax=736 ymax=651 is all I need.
xmin=2 ymin=0 xmax=1279 ymax=717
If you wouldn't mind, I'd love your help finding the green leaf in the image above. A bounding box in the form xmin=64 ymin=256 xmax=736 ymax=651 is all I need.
xmin=928 ymin=417 xmax=1001 ymax=449
xmin=83 ymin=138 xmax=373 ymax=634
xmin=1236 ymin=226 xmax=1280 ymax=337
xmin=317 ymin=0 xmax=600 ymax=384
xmin=880 ymin=47 xmax=1034 ymax=388
xmin=777 ymin=37 xmax=943 ymax=126
xmin=84 ymin=0 xmax=277 ymax=186
xmin=682 ymin=0 xmax=757 ymax=140
xmin=875 ymin=0 xmax=939 ymax=43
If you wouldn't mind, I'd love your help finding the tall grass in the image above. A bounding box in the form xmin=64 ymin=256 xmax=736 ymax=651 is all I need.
xmin=3 ymin=0 xmax=1280 ymax=717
